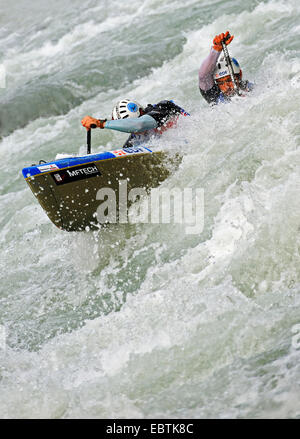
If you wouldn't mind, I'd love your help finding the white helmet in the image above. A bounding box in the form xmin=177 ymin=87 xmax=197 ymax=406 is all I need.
xmin=112 ymin=99 xmax=144 ymax=120
xmin=214 ymin=56 xmax=242 ymax=80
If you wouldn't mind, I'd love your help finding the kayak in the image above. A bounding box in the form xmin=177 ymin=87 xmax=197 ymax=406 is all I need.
xmin=22 ymin=145 xmax=181 ymax=231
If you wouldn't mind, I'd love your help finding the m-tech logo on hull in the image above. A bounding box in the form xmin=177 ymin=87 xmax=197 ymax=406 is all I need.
xmin=51 ymin=163 xmax=101 ymax=185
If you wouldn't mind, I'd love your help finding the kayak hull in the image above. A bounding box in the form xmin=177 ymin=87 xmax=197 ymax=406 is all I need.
xmin=22 ymin=146 xmax=181 ymax=231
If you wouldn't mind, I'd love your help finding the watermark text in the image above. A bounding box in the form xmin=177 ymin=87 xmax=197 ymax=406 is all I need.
xmin=96 ymin=180 xmax=204 ymax=235
xmin=291 ymin=324 xmax=300 ymax=350
xmin=0 ymin=325 xmax=6 ymax=350
xmin=0 ymin=65 xmax=6 ymax=88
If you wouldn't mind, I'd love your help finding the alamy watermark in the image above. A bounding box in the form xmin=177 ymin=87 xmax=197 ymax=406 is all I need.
xmin=0 ymin=325 xmax=6 ymax=350
xmin=96 ymin=180 xmax=204 ymax=234
xmin=291 ymin=324 xmax=300 ymax=350
xmin=0 ymin=65 xmax=6 ymax=88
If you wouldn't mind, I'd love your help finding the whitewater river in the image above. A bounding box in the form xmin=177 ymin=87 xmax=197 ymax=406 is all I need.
xmin=0 ymin=0 xmax=299 ymax=418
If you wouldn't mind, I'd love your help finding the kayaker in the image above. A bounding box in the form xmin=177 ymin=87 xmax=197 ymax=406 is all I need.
xmin=199 ymin=31 xmax=253 ymax=104
xmin=81 ymin=99 xmax=189 ymax=148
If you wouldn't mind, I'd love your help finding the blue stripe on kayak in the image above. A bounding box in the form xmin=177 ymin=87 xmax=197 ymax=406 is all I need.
xmin=22 ymin=147 xmax=153 ymax=178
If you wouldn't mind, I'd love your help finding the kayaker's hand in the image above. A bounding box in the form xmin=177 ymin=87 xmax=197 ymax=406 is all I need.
xmin=213 ymin=31 xmax=234 ymax=52
xmin=81 ymin=116 xmax=107 ymax=130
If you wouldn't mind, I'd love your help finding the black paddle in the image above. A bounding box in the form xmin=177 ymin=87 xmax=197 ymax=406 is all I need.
xmin=221 ymin=33 xmax=241 ymax=96
xmin=86 ymin=124 xmax=97 ymax=154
